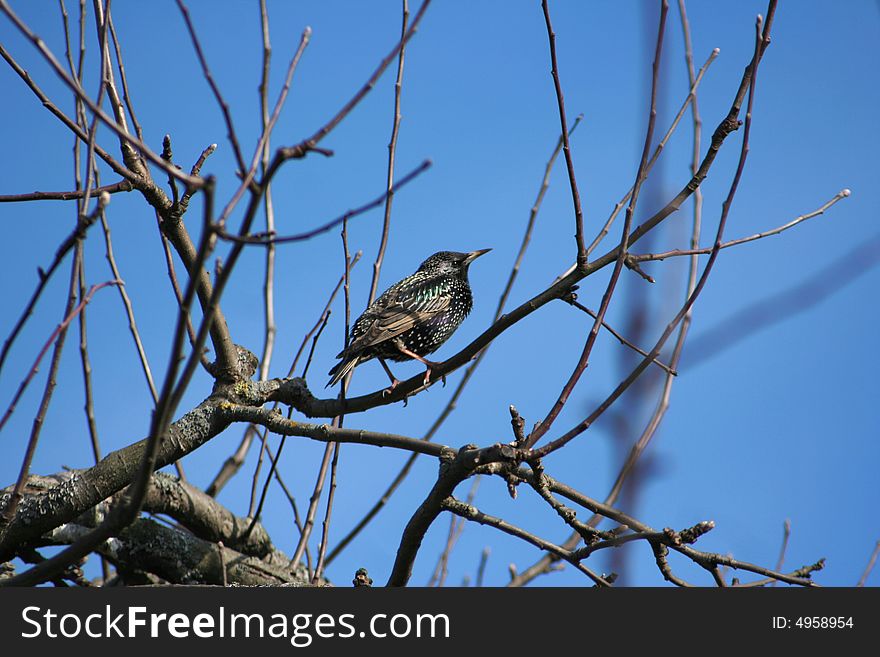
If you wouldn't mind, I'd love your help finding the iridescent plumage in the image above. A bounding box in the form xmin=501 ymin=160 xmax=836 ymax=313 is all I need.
xmin=327 ymin=249 xmax=490 ymax=388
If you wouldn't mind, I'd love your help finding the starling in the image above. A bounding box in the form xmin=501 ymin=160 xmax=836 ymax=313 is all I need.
xmin=327 ymin=249 xmax=491 ymax=390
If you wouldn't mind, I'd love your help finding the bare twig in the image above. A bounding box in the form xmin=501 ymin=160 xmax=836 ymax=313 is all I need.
xmin=0 ymin=278 xmax=120 ymax=522
xmin=106 ymin=9 xmax=145 ymax=141
xmin=511 ymin=465 xmax=817 ymax=587
xmin=175 ymin=0 xmax=248 ymax=175
xmin=301 ymin=310 xmax=332 ymax=381
xmin=0 ymin=249 xmax=119 ymax=435
xmin=442 ymin=497 xmax=610 ymax=586
xmin=312 ymin=442 xmax=341 ymax=584
xmin=216 ymin=159 xmax=432 ymax=245
xmin=651 ymin=541 xmax=693 ymax=586
xmin=257 ymin=0 xmax=276 ymax=383
xmin=310 ymin=222 xmax=356 ymax=579
xmin=0 ymin=180 xmax=133 ymax=202
xmin=368 ymin=0 xmax=409 ymax=305
xmin=770 ymin=519 xmax=791 ymax=587
xmin=210 ymin=0 xmax=422 ymax=234
xmin=290 ymin=441 xmax=335 ymax=570
xmin=541 ymin=0 xmax=587 ymax=266
xmin=0 ymin=192 xmax=110 ymax=378
xmin=564 ymin=298 xmax=677 ymax=375
xmin=506 ymin=5 xmax=721 ymax=588
xmin=631 ymin=189 xmax=851 ymax=262
xmin=857 ymin=540 xmax=880 ymax=587
xmin=429 ymin=476 xmax=480 ymax=586
xmin=99 ymin=214 xmax=160 ymax=404
xmin=476 ymin=547 xmax=489 ymax=587
xmin=287 ymin=0 xmax=431 ymax=155
xmin=76 ymin=259 xmax=102 ymax=465
xmin=290 ymin=225 xmax=355 ymax=572
xmin=553 ymin=0 xmax=715 ymax=583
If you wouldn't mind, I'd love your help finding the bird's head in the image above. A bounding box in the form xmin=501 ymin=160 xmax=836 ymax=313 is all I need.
xmin=417 ymin=249 xmax=492 ymax=277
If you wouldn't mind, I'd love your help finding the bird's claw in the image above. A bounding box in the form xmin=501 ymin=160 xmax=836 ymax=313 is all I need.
xmin=382 ymin=378 xmax=401 ymax=397
xmin=422 ymin=368 xmax=446 ymax=388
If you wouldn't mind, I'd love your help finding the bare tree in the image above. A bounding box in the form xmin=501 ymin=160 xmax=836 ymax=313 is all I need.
xmin=0 ymin=0 xmax=867 ymax=588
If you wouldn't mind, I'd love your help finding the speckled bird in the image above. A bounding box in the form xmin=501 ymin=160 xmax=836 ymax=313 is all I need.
xmin=327 ymin=249 xmax=491 ymax=390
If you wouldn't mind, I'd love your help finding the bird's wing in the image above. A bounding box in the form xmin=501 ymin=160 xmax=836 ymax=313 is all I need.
xmin=348 ymin=286 xmax=451 ymax=352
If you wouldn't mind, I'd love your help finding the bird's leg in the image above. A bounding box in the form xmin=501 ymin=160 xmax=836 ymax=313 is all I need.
xmin=392 ymin=341 xmax=446 ymax=388
xmin=378 ymin=358 xmax=402 ymax=397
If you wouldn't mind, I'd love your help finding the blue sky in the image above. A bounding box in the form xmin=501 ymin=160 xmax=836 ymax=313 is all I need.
xmin=0 ymin=1 xmax=878 ymax=587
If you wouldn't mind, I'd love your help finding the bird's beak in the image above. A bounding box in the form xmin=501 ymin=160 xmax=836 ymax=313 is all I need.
xmin=464 ymin=248 xmax=492 ymax=264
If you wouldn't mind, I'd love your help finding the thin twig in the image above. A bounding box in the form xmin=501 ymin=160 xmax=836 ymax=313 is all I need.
xmin=175 ymin=0 xmax=247 ymax=175
xmin=475 ymin=547 xmax=489 ymax=587
xmin=0 ymin=180 xmax=133 ymax=202
xmin=0 ymin=278 xmax=120 ymax=522
xmin=312 ymin=441 xmax=340 ymax=584
xmin=442 ymin=497 xmax=610 ymax=586
xmin=106 ymin=9 xmax=145 ymax=142
xmin=0 ymin=251 xmax=119 ymax=435
xmin=212 ymin=25 xmax=312 ymax=230
xmin=216 ymin=159 xmax=432 ymax=245
xmin=198 ymin=0 xmax=429 ymax=241
xmin=429 ymin=476 xmax=480 ymax=586
xmin=76 ymin=258 xmax=102 ymax=464
xmin=565 ymin=298 xmax=676 ymax=375
xmin=368 ymin=0 xmax=409 ymax=305
xmin=509 ymin=463 xmax=816 ymax=587
xmin=290 ymin=223 xmax=355 ymax=571
xmin=262 ymin=439 xmax=311 ymax=571
xmin=0 ymin=191 xmax=110 ymax=380
xmin=651 ymin=541 xmax=693 ymax=586
xmin=541 ymin=0 xmax=587 ymax=266
xmin=290 ymin=441 xmax=334 ymax=570
xmin=632 ymin=189 xmax=851 ymax=262
xmin=99 ymin=214 xmax=160 ymax=404
xmin=857 ymin=540 xmax=880 ymax=587
xmin=291 ymin=0 xmax=431 ymax=154
xmin=257 ymin=0 xmax=276 ymax=383
xmin=769 ymin=519 xmax=792 ymax=587
xmin=301 ymin=310 xmax=332 ymax=381
xmin=311 ymin=220 xmax=356 ymax=578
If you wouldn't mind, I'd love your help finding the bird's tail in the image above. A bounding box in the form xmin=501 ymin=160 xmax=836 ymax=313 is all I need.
xmin=326 ymin=355 xmax=360 ymax=388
